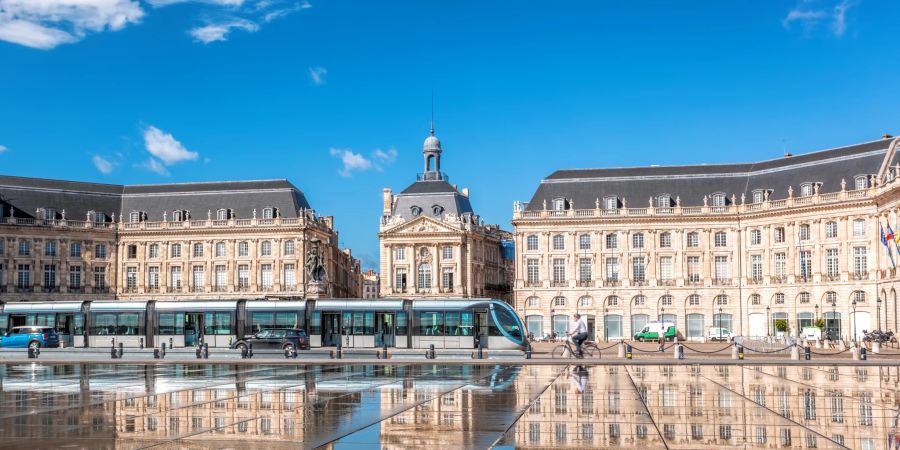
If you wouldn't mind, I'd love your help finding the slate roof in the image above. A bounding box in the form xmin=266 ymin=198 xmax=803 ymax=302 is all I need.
xmin=392 ymin=179 xmax=474 ymax=220
xmin=526 ymin=138 xmax=897 ymax=211
xmin=0 ymin=176 xmax=312 ymax=221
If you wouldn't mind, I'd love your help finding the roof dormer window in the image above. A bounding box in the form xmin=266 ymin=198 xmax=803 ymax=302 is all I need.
xmin=129 ymin=211 xmax=142 ymax=223
xmin=262 ymin=207 xmax=275 ymax=219
xmin=551 ymin=198 xmax=566 ymax=211
xmin=711 ymin=193 xmax=726 ymax=207
xmin=432 ymin=205 xmax=444 ymax=217
xmin=603 ymin=196 xmax=618 ymax=210
xmin=216 ymin=209 xmax=230 ymax=221
xmin=656 ymin=194 xmax=671 ymax=208
xmin=854 ymin=175 xmax=868 ymax=190
xmin=42 ymin=208 xmax=57 ymax=220
xmin=410 ymin=206 xmax=422 ymax=217
xmin=751 ymin=190 xmax=764 ymax=204
xmin=172 ymin=210 xmax=189 ymax=222
xmin=799 ymin=183 xmax=813 ymax=197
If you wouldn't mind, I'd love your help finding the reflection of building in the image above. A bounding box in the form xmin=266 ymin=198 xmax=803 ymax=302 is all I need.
xmin=0 ymin=176 xmax=364 ymax=303
xmin=363 ymin=269 xmax=380 ymax=298
xmin=379 ymin=126 xmax=513 ymax=301
xmin=514 ymin=136 xmax=900 ymax=342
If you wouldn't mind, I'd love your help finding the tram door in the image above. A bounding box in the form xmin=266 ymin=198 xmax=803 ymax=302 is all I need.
xmin=375 ymin=313 xmax=395 ymax=347
xmin=184 ymin=313 xmax=204 ymax=347
xmin=55 ymin=314 xmax=75 ymax=347
xmin=322 ymin=313 xmax=341 ymax=347
xmin=475 ymin=311 xmax=489 ymax=348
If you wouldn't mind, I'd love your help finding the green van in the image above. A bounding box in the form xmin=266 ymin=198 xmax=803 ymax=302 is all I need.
xmin=633 ymin=321 xmax=677 ymax=342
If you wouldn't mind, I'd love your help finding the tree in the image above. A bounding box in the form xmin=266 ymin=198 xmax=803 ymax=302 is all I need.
xmin=775 ymin=319 xmax=788 ymax=333
xmin=814 ymin=318 xmax=825 ymax=329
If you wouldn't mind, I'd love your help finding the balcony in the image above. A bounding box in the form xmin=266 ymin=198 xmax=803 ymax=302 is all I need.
xmin=93 ymin=287 xmax=110 ymax=294
xmin=632 ymin=280 xmax=648 ymax=287
xmin=797 ymin=276 xmax=812 ymax=284
xmin=712 ymin=278 xmax=731 ymax=286
xmin=550 ymin=281 xmax=568 ymax=288
xmin=190 ymin=286 xmax=205 ymax=293
xmin=771 ymin=276 xmax=787 ymax=284
xmin=577 ymin=280 xmax=593 ymax=287
xmin=748 ymin=278 xmax=763 ymax=285
xmin=42 ymin=286 xmax=60 ymax=293
xmin=213 ymin=286 xmax=228 ymax=292
xmin=68 ymin=287 xmax=84 ymax=293
xmin=147 ymin=287 xmax=160 ymax=293
xmin=236 ymin=286 xmax=250 ymax=292
xmin=604 ymin=280 xmax=621 ymax=287
xmin=16 ymin=286 xmax=33 ymax=293
xmin=658 ymin=279 xmax=676 ymax=287
xmin=123 ymin=287 xmax=138 ymax=294
xmin=823 ymin=274 xmax=840 ymax=282
xmin=852 ymin=271 xmax=869 ymax=280
xmin=686 ymin=278 xmax=702 ymax=286
xmin=167 ymin=286 xmax=182 ymax=293
xmin=524 ymin=281 xmax=541 ymax=288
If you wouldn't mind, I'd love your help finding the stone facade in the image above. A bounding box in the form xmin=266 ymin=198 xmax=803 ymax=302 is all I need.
xmin=378 ymin=127 xmax=513 ymax=301
xmin=0 ymin=177 xmax=363 ymax=302
xmin=362 ymin=268 xmax=380 ymax=299
xmin=513 ymin=136 xmax=900 ymax=341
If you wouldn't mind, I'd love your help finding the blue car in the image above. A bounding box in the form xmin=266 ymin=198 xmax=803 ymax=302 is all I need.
xmin=0 ymin=326 xmax=60 ymax=349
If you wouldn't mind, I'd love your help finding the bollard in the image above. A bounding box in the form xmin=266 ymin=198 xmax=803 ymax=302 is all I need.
xmin=815 ymin=338 xmax=822 ymax=349
xmin=27 ymin=347 xmax=36 ymax=359
xmin=110 ymin=342 xmax=118 ymax=359
xmin=791 ymin=345 xmax=800 ymax=361
xmin=477 ymin=340 xmax=484 ymax=360
xmin=169 ymin=337 xmax=173 ymax=349
xmin=737 ymin=345 xmax=744 ymax=360
xmin=383 ymin=341 xmax=389 ymax=359
xmin=852 ymin=346 xmax=860 ymax=360
xmin=203 ymin=343 xmax=209 ymax=359
xmin=154 ymin=348 xmax=161 ymax=359
xmin=804 ymin=346 xmax=811 ymax=361
xmin=336 ymin=338 xmax=342 ymax=359
xmin=284 ymin=347 xmax=292 ymax=359
xmin=524 ymin=343 xmax=532 ymax=359
xmin=196 ymin=346 xmax=202 ymax=359
xmin=731 ymin=345 xmax=738 ymax=360
xmin=139 ymin=337 xmax=144 ymax=349
xmin=626 ymin=344 xmax=633 ymax=360
xmin=860 ymin=346 xmax=867 ymax=361
xmin=618 ymin=342 xmax=625 ymax=358
xmin=161 ymin=343 xmax=166 ymax=359
xmin=118 ymin=342 xmax=124 ymax=359
xmin=428 ymin=344 xmax=436 ymax=360
xmin=241 ymin=345 xmax=248 ymax=359
xmin=873 ymin=341 xmax=881 ymax=354
xmin=674 ymin=344 xmax=684 ymax=360
xmin=248 ymin=343 xmax=253 ymax=359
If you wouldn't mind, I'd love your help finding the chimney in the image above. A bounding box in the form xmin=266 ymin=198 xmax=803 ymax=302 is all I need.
xmin=324 ymin=216 xmax=334 ymax=229
xmin=883 ymin=134 xmax=894 ymax=139
xmin=461 ymin=187 xmax=469 ymax=198
xmin=383 ymin=188 xmax=393 ymax=214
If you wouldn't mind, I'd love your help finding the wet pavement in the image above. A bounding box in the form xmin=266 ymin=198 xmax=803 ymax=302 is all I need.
xmin=0 ymin=363 xmax=898 ymax=449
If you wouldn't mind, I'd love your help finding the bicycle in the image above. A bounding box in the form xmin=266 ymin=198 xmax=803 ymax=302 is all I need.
xmin=551 ymin=337 xmax=601 ymax=359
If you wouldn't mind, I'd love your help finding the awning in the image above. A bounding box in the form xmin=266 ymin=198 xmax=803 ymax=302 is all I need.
xmin=2 ymin=302 xmax=85 ymax=313
xmin=155 ymin=301 xmax=238 ymax=312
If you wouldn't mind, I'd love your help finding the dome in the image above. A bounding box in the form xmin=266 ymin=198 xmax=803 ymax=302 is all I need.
xmin=424 ymin=131 xmax=441 ymax=153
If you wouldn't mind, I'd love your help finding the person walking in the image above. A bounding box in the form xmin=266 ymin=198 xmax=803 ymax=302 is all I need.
xmin=568 ymin=314 xmax=589 ymax=358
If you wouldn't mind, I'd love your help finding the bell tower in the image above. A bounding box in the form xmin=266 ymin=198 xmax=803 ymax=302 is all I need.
xmin=422 ymin=123 xmax=442 ymax=180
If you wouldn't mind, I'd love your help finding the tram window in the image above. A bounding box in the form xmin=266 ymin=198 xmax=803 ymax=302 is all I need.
xmin=35 ymin=314 xmax=55 ymax=327
xmin=445 ymin=312 xmax=460 ymax=336
xmin=204 ymin=312 xmax=232 ymax=335
xmin=352 ymin=312 xmax=364 ymax=335
xmin=117 ymin=313 xmax=141 ymax=335
xmin=396 ymin=312 xmax=407 ymax=335
xmin=460 ymin=312 xmax=474 ymax=336
xmin=74 ymin=314 xmax=84 ymax=335
xmin=92 ymin=314 xmax=117 ymax=335
xmin=364 ymin=312 xmax=374 ymax=335
xmin=159 ymin=313 xmax=185 ymax=335
xmin=342 ymin=312 xmax=352 ymax=334
xmin=419 ymin=312 xmax=444 ymax=336
xmin=275 ymin=313 xmax=299 ymax=329
xmin=251 ymin=313 xmax=272 ymax=334
xmin=91 ymin=313 xmax=142 ymax=335
xmin=310 ymin=312 xmax=321 ymax=335
xmin=490 ymin=306 xmax=524 ymax=341
xmin=0 ymin=315 xmax=7 ymax=334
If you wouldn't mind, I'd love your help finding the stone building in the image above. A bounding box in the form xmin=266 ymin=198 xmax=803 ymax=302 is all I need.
xmin=513 ymin=136 xmax=900 ymax=341
xmin=0 ymin=176 xmax=363 ymax=303
xmin=378 ymin=127 xmax=514 ymax=301
xmin=362 ymin=268 xmax=380 ymax=299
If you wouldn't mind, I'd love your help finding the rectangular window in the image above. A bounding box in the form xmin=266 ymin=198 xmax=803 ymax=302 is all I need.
xmin=284 ymin=264 xmax=296 ymax=288
xmin=419 ymin=311 xmax=444 ymax=336
xmin=395 ymin=268 xmax=407 ymax=290
xmin=214 ymin=265 xmax=226 ymax=289
xmin=93 ymin=266 xmax=106 ymax=289
xmin=605 ymin=257 xmax=618 ymax=281
xmin=606 ymin=234 xmax=617 ymax=249
xmin=169 ymin=266 xmax=181 ymax=289
xmin=69 ymin=265 xmax=82 ymax=289
xmin=43 ymin=264 xmax=56 ymax=288
xmin=442 ymin=246 xmax=453 ymax=260
xmin=526 ymin=259 xmax=539 ymax=283
xmin=799 ymin=250 xmax=812 ymax=279
xmin=215 ymin=242 xmax=226 ymax=257
xmin=126 ymin=267 xmax=137 ymax=289
xmin=853 ymin=219 xmax=866 ymax=236
xmin=687 ymin=256 xmax=700 ymax=282
xmin=579 ymin=258 xmax=592 ymax=282
xmin=632 ymin=234 xmax=644 ymax=249
xmin=775 ymin=253 xmax=786 ymax=278
xmin=687 ymin=233 xmax=699 ymax=247
xmin=552 ymin=258 xmax=566 ymax=284
xmin=442 ymin=268 xmax=453 ymax=289
xmin=715 ymin=232 xmax=727 ymax=247
xmin=395 ymin=247 xmax=405 ymax=261
xmin=659 ymin=256 xmax=672 ymax=281
xmin=826 ymin=222 xmax=838 ymax=238
xmin=69 ymin=242 xmax=81 ymax=257
xmin=826 ymin=249 xmax=839 ymax=277
xmin=260 ymin=264 xmax=273 ymax=289
xmin=750 ymin=230 xmax=761 ymax=245
xmin=659 ymin=233 xmax=671 ymax=248
xmin=853 ymin=247 xmax=867 ymax=275
xmin=126 ymin=245 xmax=136 ymax=259
xmin=632 ymin=257 xmax=645 ymax=282
xmin=192 ymin=266 xmax=205 ymax=291
xmin=238 ymin=264 xmax=249 ymax=288
xmin=799 ymin=225 xmax=811 ymax=241
xmin=148 ymin=267 xmax=160 ymax=289
xmin=148 ymin=244 xmax=159 ymax=259
xmin=774 ymin=227 xmax=785 ymax=243
xmin=192 ymin=243 xmax=203 ymax=257
xmin=751 ymin=255 xmax=762 ymax=281
xmin=44 ymin=240 xmax=56 ymax=257
xmin=17 ymin=264 xmax=30 ymax=289
xmin=238 ymin=242 xmax=249 ymax=257
xmin=94 ymin=243 xmax=106 ymax=259
xmin=19 ymin=240 xmax=30 ymax=256
xmin=714 ymin=256 xmax=729 ymax=280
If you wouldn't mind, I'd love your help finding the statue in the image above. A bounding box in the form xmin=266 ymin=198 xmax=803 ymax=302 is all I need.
xmin=595 ymin=198 xmax=600 ymax=209
xmin=675 ymin=196 xmax=680 ymax=207
xmin=703 ymin=196 xmax=708 ymax=207
xmin=841 ymin=178 xmax=847 ymax=191
xmin=207 ymin=210 xmax=212 ymax=220
xmin=163 ymin=211 xmax=167 ymax=222
xmin=788 ymin=186 xmax=793 ymax=198
xmin=306 ymin=241 xmax=327 ymax=283
xmin=740 ymin=193 xmax=746 ymax=205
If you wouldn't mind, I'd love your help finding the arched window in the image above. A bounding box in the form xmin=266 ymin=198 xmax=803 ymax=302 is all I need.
xmin=688 ymin=294 xmax=700 ymax=306
xmin=552 ymin=235 xmax=565 ymax=250
xmin=686 ymin=232 xmax=699 ymax=247
xmin=659 ymin=232 xmax=672 ymax=248
xmin=551 ymin=198 xmax=566 ymax=211
xmin=714 ymin=231 xmax=727 ymax=247
xmin=526 ymin=296 xmax=540 ymax=307
xmin=418 ymin=264 xmax=432 ymax=289
xmin=173 ymin=210 xmax=183 ymax=222
xmin=799 ymin=292 xmax=810 ymax=304
xmin=774 ymin=293 xmax=785 ymax=304
xmin=526 ymin=235 xmax=538 ymax=251
xmin=260 ymin=241 xmax=272 ymax=257
xmin=216 ymin=209 xmax=229 ymax=220
xmin=656 ymin=194 xmax=671 ymax=208
xmin=660 ymin=295 xmax=673 ymax=306
xmin=825 ymin=221 xmax=837 ymax=238
xmin=750 ymin=294 xmax=761 ymax=305
xmin=603 ymin=196 xmax=618 ymax=210
xmin=715 ymin=295 xmax=728 ymax=306
xmin=580 ymin=296 xmax=593 ymax=307
xmin=215 ymin=242 xmax=226 ymax=257
xmin=170 ymin=243 xmax=182 ymax=258
xmin=752 ymin=190 xmax=764 ymax=204
xmin=262 ymin=207 xmax=274 ymax=219
xmin=579 ymin=234 xmax=591 ymax=250
xmin=432 ymin=205 xmax=444 ymax=217
xmin=853 ymin=290 xmax=866 ymax=303
xmin=606 ymin=296 xmax=618 ymax=306
xmin=854 ymin=175 xmax=868 ymax=190
xmin=633 ymin=295 xmax=646 ymax=306
xmin=553 ymin=296 xmax=567 ymax=307
xmin=284 ymin=240 xmax=295 ymax=256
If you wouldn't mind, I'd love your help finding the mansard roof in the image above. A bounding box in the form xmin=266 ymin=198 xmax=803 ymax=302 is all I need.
xmin=392 ymin=179 xmax=474 ymax=220
xmin=526 ymin=137 xmax=897 ymax=211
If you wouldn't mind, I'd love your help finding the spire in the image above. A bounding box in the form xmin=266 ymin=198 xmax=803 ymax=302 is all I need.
xmin=430 ymin=88 xmax=435 ymax=136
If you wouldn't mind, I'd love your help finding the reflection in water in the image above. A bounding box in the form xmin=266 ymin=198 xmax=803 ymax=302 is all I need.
xmin=0 ymin=363 xmax=898 ymax=449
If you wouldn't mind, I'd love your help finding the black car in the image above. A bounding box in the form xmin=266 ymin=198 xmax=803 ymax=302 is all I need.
xmin=232 ymin=329 xmax=309 ymax=352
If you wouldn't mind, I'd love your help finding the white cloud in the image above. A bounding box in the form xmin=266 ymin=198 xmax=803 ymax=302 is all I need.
xmin=263 ymin=1 xmax=310 ymax=22
xmin=783 ymin=0 xmax=858 ymax=37
xmin=147 ymin=0 xmax=245 ymax=6
xmin=92 ymin=155 xmax=114 ymax=174
xmin=0 ymin=0 xmax=145 ymax=49
xmin=309 ymin=66 xmax=327 ymax=85
xmin=140 ymin=157 xmax=170 ymax=176
xmin=143 ymin=125 xmax=199 ymax=165
xmin=329 ymin=147 xmax=398 ymax=177
xmin=0 ymin=145 xmax=7 ymax=153
xmin=189 ymin=18 xmax=258 ymax=43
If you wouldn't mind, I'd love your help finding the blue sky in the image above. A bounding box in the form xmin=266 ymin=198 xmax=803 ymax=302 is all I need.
xmin=1 ymin=0 xmax=899 ymax=269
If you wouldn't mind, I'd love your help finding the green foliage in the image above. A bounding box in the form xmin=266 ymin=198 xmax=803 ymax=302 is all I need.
xmin=775 ymin=319 xmax=789 ymax=332
xmin=814 ymin=318 xmax=825 ymax=329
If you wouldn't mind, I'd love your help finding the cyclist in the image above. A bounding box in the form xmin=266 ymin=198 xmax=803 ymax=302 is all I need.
xmin=568 ymin=313 xmax=589 ymax=357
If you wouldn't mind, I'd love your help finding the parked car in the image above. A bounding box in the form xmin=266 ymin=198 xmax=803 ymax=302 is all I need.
xmin=633 ymin=321 xmax=677 ymax=342
xmin=0 ymin=326 xmax=60 ymax=349
xmin=231 ymin=329 xmax=309 ymax=352
xmin=707 ymin=327 xmax=737 ymax=342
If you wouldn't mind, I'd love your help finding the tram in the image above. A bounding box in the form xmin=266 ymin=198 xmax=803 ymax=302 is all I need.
xmin=0 ymin=298 xmax=526 ymax=350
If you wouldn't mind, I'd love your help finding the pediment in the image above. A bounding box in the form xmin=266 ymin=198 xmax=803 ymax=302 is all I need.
xmin=383 ymin=215 xmax=460 ymax=234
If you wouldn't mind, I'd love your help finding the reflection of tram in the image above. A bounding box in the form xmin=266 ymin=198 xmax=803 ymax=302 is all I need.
xmin=0 ymin=298 xmax=525 ymax=350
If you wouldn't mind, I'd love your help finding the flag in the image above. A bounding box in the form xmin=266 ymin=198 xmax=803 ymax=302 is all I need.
xmin=889 ymin=223 xmax=900 ymax=257
xmin=881 ymin=224 xmax=896 ymax=268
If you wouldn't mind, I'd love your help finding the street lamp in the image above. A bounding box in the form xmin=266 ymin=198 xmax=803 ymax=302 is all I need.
xmin=660 ymin=307 xmax=665 ymax=322
xmin=814 ymin=304 xmax=819 ymax=322
xmin=604 ymin=308 xmax=609 ymax=342
xmin=766 ymin=305 xmax=771 ymax=337
xmin=718 ymin=307 xmax=723 ymax=340
xmin=877 ymin=297 xmax=882 ymax=332
xmin=851 ymin=299 xmax=858 ymax=343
